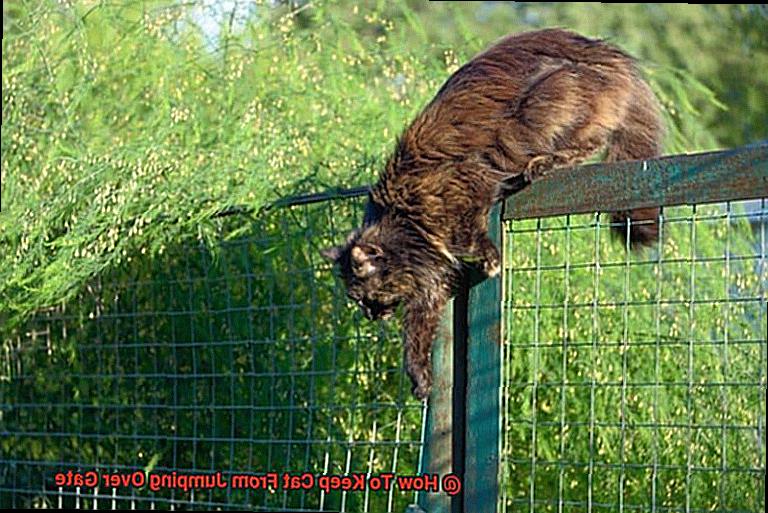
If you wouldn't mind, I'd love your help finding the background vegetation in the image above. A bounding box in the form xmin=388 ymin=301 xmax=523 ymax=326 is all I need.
xmin=2 ymin=1 xmax=766 ymax=511
xmin=3 ymin=1 xmax=766 ymax=326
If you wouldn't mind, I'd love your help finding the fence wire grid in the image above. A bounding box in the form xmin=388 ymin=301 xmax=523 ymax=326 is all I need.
xmin=1 ymin=193 xmax=426 ymax=512
xmin=500 ymin=199 xmax=767 ymax=513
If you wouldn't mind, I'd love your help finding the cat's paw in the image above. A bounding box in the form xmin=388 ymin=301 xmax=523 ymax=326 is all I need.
xmin=411 ymin=380 xmax=432 ymax=401
xmin=409 ymin=368 xmax=433 ymax=400
xmin=483 ymin=257 xmax=501 ymax=277
xmin=524 ymin=154 xmax=553 ymax=183
xmin=480 ymin=244 xmax=501 ymax=278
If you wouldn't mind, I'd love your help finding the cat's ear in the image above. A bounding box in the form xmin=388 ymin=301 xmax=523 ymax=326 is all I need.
xmin=321 ymin=229 xmax=362 ymax=263
xmin=320 ymin=245 xmax=343 ymax=262
xmin=351 ymin=243 xmax=382 ymax=277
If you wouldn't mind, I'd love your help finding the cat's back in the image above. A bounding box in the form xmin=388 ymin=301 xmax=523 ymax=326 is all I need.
xmin=430 ymin=28 xmax=635 ymax=114
xmin=390 ymin=29 xmax=637 ymax=162
xmin=371 ymin=29 xmax=643 ymax=212
xmin=473 ymin=28 xmax=633 ymax=70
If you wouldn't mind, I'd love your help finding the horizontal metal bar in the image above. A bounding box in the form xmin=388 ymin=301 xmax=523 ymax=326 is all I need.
xmin=213 ymin=185 xmax=370 ymax=219
xmin=218 ymin=142 xmax=767 ymax=221
xmin=503 ymin=140 xmax=768 ymax=220
xmin=268 ymin=185 xmax=370 ymax=208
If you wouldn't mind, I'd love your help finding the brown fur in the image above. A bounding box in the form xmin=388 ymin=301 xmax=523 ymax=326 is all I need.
xmin=323 ymin=29 xmax=665 ymax=399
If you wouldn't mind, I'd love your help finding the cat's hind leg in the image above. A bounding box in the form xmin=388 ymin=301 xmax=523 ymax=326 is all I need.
xmin=506 ymin=62 xmax=631 ymax=182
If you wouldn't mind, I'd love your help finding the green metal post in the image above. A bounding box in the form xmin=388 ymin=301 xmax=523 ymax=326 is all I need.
xmin=464 ymin=203 xmax=503 ymax=512
xmin=419 ymin=203 xmax=503 ymax=513
xmin=418 ymin=299 xmax=455 ymax=513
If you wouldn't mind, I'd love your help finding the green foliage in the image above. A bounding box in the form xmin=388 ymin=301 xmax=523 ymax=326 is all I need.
xmin=2 ymin=196 xmax=424 ymax=510
xmin=3 ymin=1 xmax=762 ymax=329
xmin=1 ymin=0 xmax=447 ymax=328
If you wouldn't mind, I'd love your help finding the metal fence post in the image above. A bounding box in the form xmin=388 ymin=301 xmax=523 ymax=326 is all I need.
xmin=418 ymin=300 xmax=455 ymax=513
xmin=464 ymin=203 xmax=503 ymax=513
xmin=419 ymin=203 xmax=503 ymax=513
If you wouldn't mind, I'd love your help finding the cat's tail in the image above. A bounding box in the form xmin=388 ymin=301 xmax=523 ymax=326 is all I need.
xmin=605 ymin=75 xmax=665 ymax=249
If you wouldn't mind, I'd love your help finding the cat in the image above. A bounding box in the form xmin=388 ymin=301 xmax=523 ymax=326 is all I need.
xmin=322 ymin=28 xmax=664 ymax=400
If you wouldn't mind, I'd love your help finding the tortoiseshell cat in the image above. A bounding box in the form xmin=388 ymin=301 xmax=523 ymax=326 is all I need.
xmin=322 ymin=29 xmax=664 ymax=399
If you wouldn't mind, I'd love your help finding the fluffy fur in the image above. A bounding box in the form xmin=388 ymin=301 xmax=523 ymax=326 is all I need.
xmin=323 ymin=29 xmax=664 ymax=399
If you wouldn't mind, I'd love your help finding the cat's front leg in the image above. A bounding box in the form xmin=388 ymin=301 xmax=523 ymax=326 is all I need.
xmin=457 ymin=215 xmax=501 ymax=278
xmin=403 ymin=289 xmax=449 ymax=400
xmin=473 ymin=234 xmax=501 ymax=277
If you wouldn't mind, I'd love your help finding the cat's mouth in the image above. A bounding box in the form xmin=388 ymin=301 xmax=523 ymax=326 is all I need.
xmin=358 ymin=299 xmax=398 ymax=321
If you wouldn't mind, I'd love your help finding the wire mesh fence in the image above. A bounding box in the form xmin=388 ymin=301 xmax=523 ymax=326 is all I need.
xmin=500 ymin=200 xmax=767 ymax=512
xmin=1 ymin=193 xmax=426 ymax=511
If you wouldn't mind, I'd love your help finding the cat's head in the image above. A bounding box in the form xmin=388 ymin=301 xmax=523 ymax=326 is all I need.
xmin=321 ymin=225 xmax=408 ymax=321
